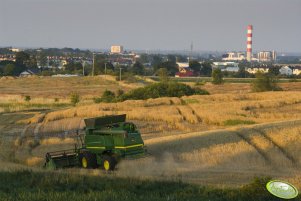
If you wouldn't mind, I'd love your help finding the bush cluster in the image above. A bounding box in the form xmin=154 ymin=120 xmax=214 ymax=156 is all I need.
xmin=251 ymin=72 xmax=282 ymax=92
xmin=70 ymin=92 xmax=80 ymax=106
xmin=95 ymin=82 xmax=209 ymax=103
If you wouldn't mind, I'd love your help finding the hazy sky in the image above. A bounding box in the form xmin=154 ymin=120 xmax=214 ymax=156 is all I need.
xmin=0 ymin=0 xmax=300 ymax=52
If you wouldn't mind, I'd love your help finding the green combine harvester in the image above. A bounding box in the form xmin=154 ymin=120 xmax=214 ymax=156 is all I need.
xmin=44 ymin=114 xmax=146 ymax=171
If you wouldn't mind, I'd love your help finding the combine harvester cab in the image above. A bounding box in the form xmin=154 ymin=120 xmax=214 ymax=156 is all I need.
xmin=44 ymin=114 xmax=147 ymax=171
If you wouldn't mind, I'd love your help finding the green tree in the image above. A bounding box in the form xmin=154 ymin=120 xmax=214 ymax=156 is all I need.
xmin=138 ymin=54 xmax=149 ymax=64
xmin=158 ymin=68 xmax=169 ymax=82
xmin=27 ymin=56 xmax=38 ymax=68
xmin=175 ymin=55 xmax=187 ymax=62
xmin=167 ymin=55 xmax=176 ymax=63
xmin=3 ymin=64 xmax=16 ymax=76
xmin=154 ymin=61 xmax=177 ymax=75
xmin=64 ymin=62 xmax=83 ymax=72
xmin=212 ymin=68 xmax=224 ymax=84
xmin=38 ymin=52 xmax=48 ymax=67
xmin=15 ymin=51 xmax=30 ymax=66
xmin=268 ymin=66 xmax=280 ymax=76
xmin=131 ymin=61 xmax=145 ymax=75
xmin=189 ymin=60 xmax=201 ymax=73
xmin=251 ymin=72 xmax=281 ymax=92
xmin=200 ymin=62 xmax=212 ymax=76
xmin=151 ymin=55 xmax=163 ymax=67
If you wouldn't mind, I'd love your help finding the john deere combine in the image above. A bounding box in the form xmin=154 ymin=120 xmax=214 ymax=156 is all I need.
xmin=44 ymin=114 xmax=146 ymax=171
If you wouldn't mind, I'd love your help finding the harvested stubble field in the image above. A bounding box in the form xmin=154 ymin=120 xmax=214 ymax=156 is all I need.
xmin=0 ymin=76 xmax=301 ymax=192
xmin=24 ymin=91 xmax=301 ymax=135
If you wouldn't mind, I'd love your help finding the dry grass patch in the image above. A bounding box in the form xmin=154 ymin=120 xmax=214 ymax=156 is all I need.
xmin=40 ymin=137 xmax=75 ymax=145
xmin=265 ymin=126 xmax=301 ymax=164
xmin=25 ymin=156 xmax=44 ymax=166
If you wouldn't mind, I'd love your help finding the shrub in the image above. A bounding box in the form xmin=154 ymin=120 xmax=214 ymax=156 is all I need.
xmin=70 ymin=92 xmax=80 ymax=106
xmin=212 ymin=69 xmax=224 ymax=84
xmin=93 ymin=82 xmax=208 ymax=103
xmin=116 ymin=89 xmax=124 ymax=97
xmin=54 ymin=98 xmax=59 ymax=102
xmin=251 ymin=72 xmax=282 ymax=92
xmin=158 ymin=68 xmax=169 ymax=82
xmin=94 ymin=90 xmax=116 ymax=103
xmin=101 ymin=90 xmax=116 ymax=102
xmin=119 ymin=82 xmax=209 ymax=101
xmin=24 ymin=95 xmax=31 ymax=102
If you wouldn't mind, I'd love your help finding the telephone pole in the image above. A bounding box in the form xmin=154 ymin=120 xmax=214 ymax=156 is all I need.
xmin=92 ymin=53 xmax=95 ymax=76
xmin=119 ymin=67 xmax=122 ymax=81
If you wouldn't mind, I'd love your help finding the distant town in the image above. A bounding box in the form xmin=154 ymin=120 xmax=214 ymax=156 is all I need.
xmin=0 ymin=44 xmax=300 ymax=79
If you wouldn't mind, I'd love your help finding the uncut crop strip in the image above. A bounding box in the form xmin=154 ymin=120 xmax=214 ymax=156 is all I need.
xmin=176 ymin=107 xmax=186 ymax=121
xmin=186 ymin=104 xmax=202 ymax=123
xmin=232 ymin=131 xmax=271 ymax=164
xmin=251 ymin=128 xmax=298 ymax=167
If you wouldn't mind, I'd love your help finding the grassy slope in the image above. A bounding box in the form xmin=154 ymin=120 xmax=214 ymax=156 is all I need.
xmin=0 ymin=76 xmax=135 ymax=99
xmin=0 ymin=170 xmax=295 ymax=201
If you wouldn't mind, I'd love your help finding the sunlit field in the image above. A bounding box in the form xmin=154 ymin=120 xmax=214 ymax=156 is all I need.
xmin=0 ymin=76 xmax=301 ymax=190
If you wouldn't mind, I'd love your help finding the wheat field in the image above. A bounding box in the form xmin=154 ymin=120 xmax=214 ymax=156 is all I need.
xmin=19 ymin=91 xmax=301 ymax=135
xmin=1 ymin=77 xmax=301 ymax=187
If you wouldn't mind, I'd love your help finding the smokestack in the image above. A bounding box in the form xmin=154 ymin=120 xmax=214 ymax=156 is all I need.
xmin=246 ymin=25 xmax=253 ymax=62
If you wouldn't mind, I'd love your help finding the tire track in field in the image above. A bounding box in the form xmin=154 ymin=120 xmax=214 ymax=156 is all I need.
xmin=232 ymin=130 xmax=271 ymax=164
xmin=251 ymin=128 xmax=298 ymax=167
xmin=178 ymin=98 xmax=202 ymax=123
xmin=176 ymin=107 xmax=187 ymax=121
xmin=185 ymin=104 xmax=202 ymax=123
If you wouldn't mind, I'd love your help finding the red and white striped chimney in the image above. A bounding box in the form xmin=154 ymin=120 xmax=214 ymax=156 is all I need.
xmin=246 ymin=25 xmax=253 ymax=62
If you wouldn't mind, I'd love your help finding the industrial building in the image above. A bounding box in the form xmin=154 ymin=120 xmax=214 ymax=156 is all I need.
xmin=111 ymin=45 xmax=124 ymax=54
xmin=222 ymin=52 xmax=246 ymax=61
xmin=257 ymin=51 xmax=277 ymax=62
xmin=212 ymin=62 xmax=239 ymax=72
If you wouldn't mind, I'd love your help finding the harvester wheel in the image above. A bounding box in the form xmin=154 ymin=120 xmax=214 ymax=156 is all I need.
xmin=79 ymin=152 xmax=97 ymax=169
xmin=102 ymin=155 xmax=116 ymax=171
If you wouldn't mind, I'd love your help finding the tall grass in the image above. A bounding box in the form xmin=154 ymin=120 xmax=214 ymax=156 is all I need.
xmin=0 ymin=95 xmax=70 ymax=113
xmin=0 ymin=170 xmax=293 ymax=201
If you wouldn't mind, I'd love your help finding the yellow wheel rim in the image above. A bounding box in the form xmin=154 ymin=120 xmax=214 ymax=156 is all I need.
xmin=82 ymin=157 xmax=88 ymax=168
xmin=104 ymin=160 xmax=110 ymax=171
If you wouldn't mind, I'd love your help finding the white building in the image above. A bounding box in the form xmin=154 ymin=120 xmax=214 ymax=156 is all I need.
xmin=246 ymin=67 xmax=269 ymax=74
xmin=279 ymin=66 xmax=293 ymax=76
xmin=222 ymin=52 xmax=246 ymax=61
xmin=111 ymin=45 xmax=124 ymax=54
xmin=292 ymin=67 xmax=301 ymax=76
xmin=213 ymin=62 xmax=239 ymax=72
xmin=257 ymin=51 xmax=277 ymax=62
xmin=19 ymin=69 xmax=40 ymax=77
xmin=176 ymin=62 xmax=189 ymax=68
xmin=9 ymin=48 xmax=21 ymax=52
